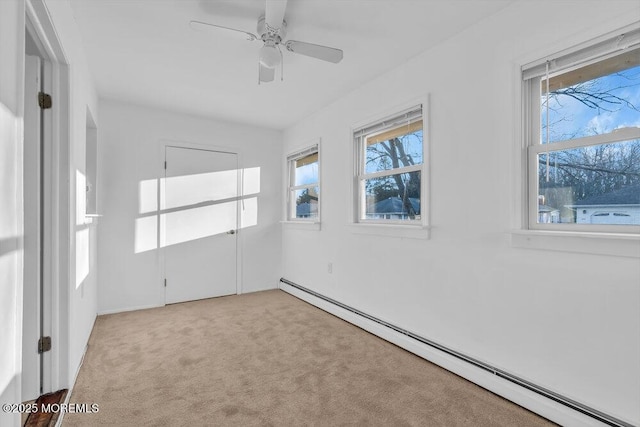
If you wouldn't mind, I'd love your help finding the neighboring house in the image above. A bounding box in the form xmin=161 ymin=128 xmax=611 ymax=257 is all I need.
xmin=567 ymin=185 xmax=640 ymax=225
xmin=296 ymin=201 xmax=318 ymax=218
xmin=538 ymin=204 xmax=560 ymax=223
xmin=367 ymin=196 xmax=420 ymax=220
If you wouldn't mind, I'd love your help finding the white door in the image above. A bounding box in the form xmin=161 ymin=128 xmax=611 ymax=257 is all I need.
xmin=163 ymin=146 xmax=238 ymax=304
xmin=22 ymin=55 xmax=42 ymax=401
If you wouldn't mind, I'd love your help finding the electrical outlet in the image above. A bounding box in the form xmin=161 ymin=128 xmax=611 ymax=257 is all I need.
xmin=327 ymin=262 xmax=333 ymax=274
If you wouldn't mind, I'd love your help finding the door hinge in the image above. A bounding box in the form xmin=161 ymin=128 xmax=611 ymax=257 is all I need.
xmin=38 ymin=336 xmax=52 ymax=353
xmin=38 ymin=92 xmax=52 ymax=109
xmin=164 ymin=278 xmax=167 ymax=287
xmin=164 ymin=161 xmax=167 ymax=170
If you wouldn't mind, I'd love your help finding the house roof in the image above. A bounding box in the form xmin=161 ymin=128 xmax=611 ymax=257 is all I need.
xmin=567 ymin=184 xmax=640 ymax=207
xmin=296 ymin=202 xmax=317 ymax=216
xmin=538 ymin=205 xmax=559 ymax=213
xmin=369 ymin=197 xmax=420 ymax=214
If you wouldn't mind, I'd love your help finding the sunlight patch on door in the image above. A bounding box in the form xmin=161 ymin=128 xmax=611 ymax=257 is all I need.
xmin=161 ymin=202 xmax=237 ymax=247
xmin=134 ymin=167 xmax=261 ymax=254
xmin=160 ymin=169 xmax=239 ymax=210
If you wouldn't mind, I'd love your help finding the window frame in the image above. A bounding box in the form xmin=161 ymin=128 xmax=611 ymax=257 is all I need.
xmin=353 ymin=103 xmax=428 ymax=227
xmin=286 ymin=142 xmax=320 ymax=223
xmin=522 ymin=28 xmax=640 ymax=235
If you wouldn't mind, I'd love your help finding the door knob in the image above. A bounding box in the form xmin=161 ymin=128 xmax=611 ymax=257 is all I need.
xmin=226 ymin=229 xmax=236 ymax=235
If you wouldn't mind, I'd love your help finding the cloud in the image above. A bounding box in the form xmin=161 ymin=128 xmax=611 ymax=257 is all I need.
xmin=586 ymin=114 xmax=615 ymax=134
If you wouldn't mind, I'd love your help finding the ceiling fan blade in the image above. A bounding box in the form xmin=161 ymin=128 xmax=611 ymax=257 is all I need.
xmin=284 ymin=40 xmax=343 ymax=63
xmin=264 ymin=0 xmax=288 ymax=31
xmin=259 ymin=64 xmax=275 ymax=83
xmin=190 ymin=20 xmax=258 ymax=41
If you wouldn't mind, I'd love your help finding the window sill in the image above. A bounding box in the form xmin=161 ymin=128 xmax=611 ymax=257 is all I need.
xmin=349 ymin=223 xmax=430 ymax=239
xmin=510 ymin=230 xmax=640 ymax=258
xmin=281 ymin=221 xmax=321 ymax=231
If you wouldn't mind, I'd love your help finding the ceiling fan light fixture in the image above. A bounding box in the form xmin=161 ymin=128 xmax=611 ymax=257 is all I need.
xmin=259 ymin=44 xmax=280 ymax=68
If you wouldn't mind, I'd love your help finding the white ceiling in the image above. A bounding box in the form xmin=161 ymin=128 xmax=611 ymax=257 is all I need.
xmin=69 ymin=0 xmax=513 ymax=130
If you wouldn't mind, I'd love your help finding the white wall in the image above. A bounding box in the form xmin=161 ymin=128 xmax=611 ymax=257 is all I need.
xmin=97 ymin=100 xmax=282 ymax=314
xmin=281 ymin=1 xmax=640 ymax=425
xmin=0 ymin=0 xmax=25 ymax=425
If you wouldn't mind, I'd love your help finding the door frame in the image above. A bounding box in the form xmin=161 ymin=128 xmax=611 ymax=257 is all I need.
xmin=24 ymin=0 xmax=71 ymax=397
xmin=22 ymin=53 xmax=44 ymax=401
xmin=157 ymin=139 xmax=245 ymax=303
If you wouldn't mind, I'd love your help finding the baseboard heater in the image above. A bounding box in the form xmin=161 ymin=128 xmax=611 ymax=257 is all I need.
xmin=279 ymin=278 xmax=631 ymax=427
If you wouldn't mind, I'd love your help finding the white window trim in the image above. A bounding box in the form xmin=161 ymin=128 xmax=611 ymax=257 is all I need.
xmin=284 ymin=141 xmax=321 ymax=225
xmin=513 ymin=23 xmax=640 ymax=256
xmin=351 ymin=97 xmax=430 ymax=236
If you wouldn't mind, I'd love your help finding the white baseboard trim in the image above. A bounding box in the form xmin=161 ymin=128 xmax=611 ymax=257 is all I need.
xmin=279 ymin=281 xmax=615 ymax=427
xmin=97 ymin=303 xmax=164 ymax=316
xmin=55 ymin=340 xmax=89 ymax=427
xmin=240 ymin=285 xmax=279 ymax=294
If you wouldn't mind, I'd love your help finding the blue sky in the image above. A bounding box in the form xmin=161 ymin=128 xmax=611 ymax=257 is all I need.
xmin=543 ymin=64 xmax=640 ymax=143
xmin=294 ymin=161 xmax=318 ymax=186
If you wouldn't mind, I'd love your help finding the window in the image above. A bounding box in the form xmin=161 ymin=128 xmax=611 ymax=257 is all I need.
xmin=523 ymin=28 xmax=640 ymax=233
xmin=287 ymin=144 xmax=319 ymax=221
xmin=354 ymin=105 xmax=425 ymax=224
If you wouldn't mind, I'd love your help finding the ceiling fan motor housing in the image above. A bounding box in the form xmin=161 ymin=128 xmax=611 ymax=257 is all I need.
xmin=257 ymin=16 xmax=287 ymax=44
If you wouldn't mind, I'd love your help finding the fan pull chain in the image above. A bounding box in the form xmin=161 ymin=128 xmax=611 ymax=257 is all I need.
xmin=279 ymin=45 xmax=284 ymax=81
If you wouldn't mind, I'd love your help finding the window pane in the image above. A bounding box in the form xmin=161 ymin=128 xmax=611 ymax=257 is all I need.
xmin=365 ymin=124 xmax=423 ymax=174
xmin=537 ymin=139 xmax=640 ymax=224
xmin=541 ymin=53 xmax=640 ymax=144
xmin=294 ymin=153 xmax=318 ymax=186
xmin=294 ymin=187 xmax=319 ymax=219
xmin=364 ymin=172 xmax=420 ymax=220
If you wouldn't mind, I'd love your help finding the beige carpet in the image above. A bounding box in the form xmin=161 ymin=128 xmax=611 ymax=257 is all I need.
xmin=64 ymin=290 xmax=554 ymax=426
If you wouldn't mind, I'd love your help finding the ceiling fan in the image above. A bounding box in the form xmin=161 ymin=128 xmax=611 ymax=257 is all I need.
xmin=190 ymin=0 xmax=344 ymax=83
